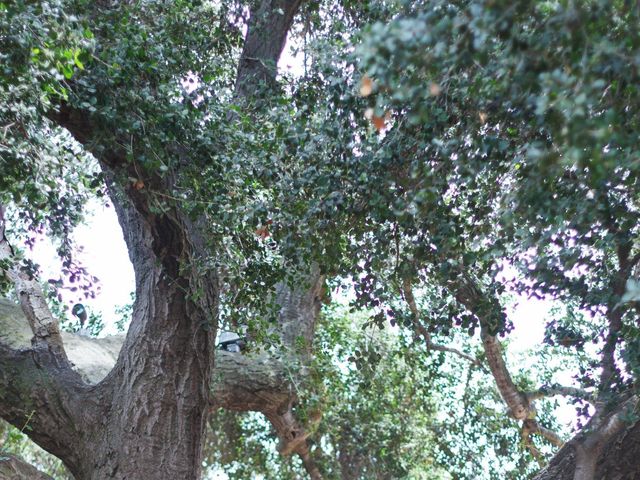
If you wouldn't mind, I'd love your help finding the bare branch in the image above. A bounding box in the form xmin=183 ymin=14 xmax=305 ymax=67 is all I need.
xmin=264 ymin=406 xmax=323 ymax=480
xmin=526 ymin=385 xmax=593 ymax=403
xmin=597 ymin=295 xmax=623 ymax=405
xmin=480 ymin=331 xmax=531 ymax=421
xmin=530 ymin=421 xmax=565 ymax=448
xmin=453 ymin=275 xmax=532 ymax=421
xmin=234 ymin=0 xmax=303 ymax=98
xmin=592 ymin=395 xmax=638 ymax=444
xmin=0 ymin=343 xmax=86 ymax=474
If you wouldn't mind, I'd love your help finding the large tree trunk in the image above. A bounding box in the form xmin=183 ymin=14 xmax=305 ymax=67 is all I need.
xmin=0 ymin=265 xmax=323 ymax=478
xmin=0 ymin=173 xmax=218 ymax=480
xmin=0 ymin=1 xmax=320 ymax=478
xmin=0 ymin=1 xmax=307 ymax=478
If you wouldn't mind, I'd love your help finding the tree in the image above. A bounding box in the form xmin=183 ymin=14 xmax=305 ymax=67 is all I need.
xmin=2 ymin=1 xmax=640 ymax=480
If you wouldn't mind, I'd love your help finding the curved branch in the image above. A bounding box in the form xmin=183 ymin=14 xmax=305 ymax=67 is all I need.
xmin=528 ymin=420 xmax=565 ymax=448
xmin=0 ymin=343 xmax=86 ymax=474
xmin=453 ymin=276 xmax=532 ymax=421
xmin=0 ymin=453 xmax=54 ymax=480
xmin=402 ymin=278 xmax=483 ymax=368
xmin=1 ymin=298 xmax=322 ymax=478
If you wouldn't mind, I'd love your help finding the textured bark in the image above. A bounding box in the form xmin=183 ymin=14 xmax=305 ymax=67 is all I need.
xmin=0 ymin=453 xmax=54 ymax=480
xmin=0 ymin=276 xmax=323 ymax=476
xmin=0 ymin=344 xmax=88 ymax=475
xmin=276 ymin=269 xmax=324 ymax=353
xmin=211 ymin=350 xmax=292 ymax=411
xmin=0 ymin=297 xmax=287 ymax=396
xmin=533 ymin=420 xmax=640 ymax=480
xmin=0 ymin=207 xmax=66 ymax=359
xmin=234 ymin=0 xmax=303 ymax=98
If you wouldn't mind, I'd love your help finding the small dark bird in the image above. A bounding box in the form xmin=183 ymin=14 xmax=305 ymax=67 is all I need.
xmin=72 ymin=303 xmax=87 ymax=327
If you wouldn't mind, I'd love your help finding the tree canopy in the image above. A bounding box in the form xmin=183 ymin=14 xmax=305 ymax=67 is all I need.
xmin=2 ymin=1 xmax=640 ymax=479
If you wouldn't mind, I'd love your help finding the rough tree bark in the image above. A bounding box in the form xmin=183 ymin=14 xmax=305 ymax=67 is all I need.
xmin=1 ymin=270 xmax=323 ymax=478
xmin=0 ymin=453 xmax=54 ymax=480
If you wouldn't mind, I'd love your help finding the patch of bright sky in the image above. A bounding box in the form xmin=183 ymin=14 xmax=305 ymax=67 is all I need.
xmin=29 ymin=198 xmax=134 ymax=336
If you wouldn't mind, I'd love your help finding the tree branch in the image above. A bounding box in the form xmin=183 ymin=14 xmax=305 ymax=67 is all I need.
xmin=0 ymin=341 xmax=87 ymax=475
xmin=0 ymin=453 xmax=54 ymax=480
xmin=268 ymin=410 xmax=323 ymax=480
xmin=452 ymin=275 xmax=533 ymax=421
xmin=521 ymin=420 xmax=544 ymax=467
xmin=1 ymin=297 xmax=323 ymax=478
xmin=590 ymin=394 xmax=638 ymax=445
xmin=525 ymin=385 xmax=593 ymax=403
xmin=0 ymin=206 xmax=67 ymax=359
xmin=402 ymin=278 xmax=483 ymax=368
xmin=234 ymin=0 xmax=303 ymax=98
xmin=528 ymin=420 xmax=565 ymax=447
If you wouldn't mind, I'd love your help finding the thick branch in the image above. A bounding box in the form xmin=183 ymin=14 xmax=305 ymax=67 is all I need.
xmin=0 ymin=453 xmax=54 ymax=480
xmin=598 ymin=301 xmax=623 ymax=406
xmin=234 ymin=0 xmax=303 ymax=98
xmin=1 ymin=297 xmax=321 ymax=477
xmin=528 ymin=420 xmax=565 ymax=447
xmin=589 ymin=394 xmax=639 ymax=446
xmin=0 ymin=207 xmax=66 ymax=358
xmin=211 ymin=351 xmax=292 ymax=411
xmin=533 ymin=397 xmax=640 ymax=480
xmin=452 ymin=276 xmax=532 ymax=421
xmin=0 ymin=342 xmax=87 ymax=475
xmin=264 ymin=408 xmax=322 ymax=480
xmin=480 ymin=331 xmax=531 ymax=421
xmin=277 ymin=268 xmax=324 ymax=353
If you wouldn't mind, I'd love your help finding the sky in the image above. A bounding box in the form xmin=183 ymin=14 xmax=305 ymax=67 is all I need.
xmin=29 ymin=199 xmax=135 ymax=335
